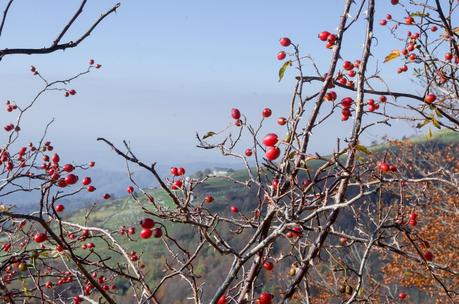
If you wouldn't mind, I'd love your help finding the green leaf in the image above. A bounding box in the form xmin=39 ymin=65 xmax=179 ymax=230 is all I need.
xmin=431 ymin=116 xmax=441 ymax=129
xmin=434 ymin=108 xmax=443 ymax=118
xmin=278 ymin=60 xmax=291 ymax=82
xmin=356 ymin=144 xmax=371 ymax=155
xmin=287 ymin=151 xmax=296 ymax=160
xmin=416 ymin=118 xmax=430 ymax=129
xmin=410 ymin=11 xmax=429 ymax=17
xmin=202 ymin=131 xmax=216 ymax=139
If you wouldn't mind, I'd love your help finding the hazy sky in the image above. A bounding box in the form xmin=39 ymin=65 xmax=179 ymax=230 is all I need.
xmin=0 ymin=1 xmax=421 ymax=169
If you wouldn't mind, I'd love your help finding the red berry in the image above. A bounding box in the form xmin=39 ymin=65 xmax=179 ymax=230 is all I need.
xmin=217 ymin=295 xmax=228 ymax=304
xmin=279 ymin=37 xmax=291 ymax=47
xmin=231 ymin=108 xmax=241 ymax=120
xmin=343 ymin=61 xmax=353 ymax=71
xmin=34 ymin=232 xmax=47 ymax=243
xmin=69 ymin=89 xmax=77 ymax=96
xmin=88 ymin=161 xmax=96 ymax=167
xmin=65 ymin=174 xmax=78 ymax=185
xmin=391 ymin=0 xmax=399 ymax=4
xmin=368 ymin=104 xmax=376 ymax=112
xmin=380 ymin=19 xmax=387 ymax=26
xmin=63 ymin=164 xmax=74 ymax=172
xmin=272 ymin=178 xmax=279 ymax=189
xmin=127 ymin=186 xmax=134 ymax=194
xmin=263 ymin=261 xmax=274 ymax=271
xmin=424 ymin=251 xmax=433 ymax=261
xmin=277 ymin=117 xmax=287 ymax=125
xmin=424 ymin=93 xmax=436 ymax=104
xmin=230 ymin=206 xmax=239 ymax=213
xmin=103 ymin=193 xmax=111 ymax=200
xmin=140 ymin=228 xmax=152 ymax=239
xmin=82 ymin=177 xmax=92 ymax=186
xmin=265 ymin=146 xmax=280 ymax=161
xmin=95 ymin=64 xmax=102 ymax=69
xmin=262 ymin=108 xmax=272 ymax=118
xmin=262 ymin=133 xmax=278 ymax=147
xmin=341 ymin=97 xmax=353 ymax=108
xmin=51 ymin=153 xmax=60 ymax=163
xmin=177 ymin=167 xmax=185 ymax=176
xmin=405 ymin=16 xmax=414 ymax=25
xmin=379 ymin=162 xmax=390 ymax=172
xmin=204 ymin=195 xmax=214 ymax=203
xmin=431 ymin=26 xmax=438 ymax=32
xmin=170 ymin=167 xmax=179 ymax=176
xmin=140 ymin=218 xmax=155 ymax=229
xmin=259 ymin=292 xmax=273 ymax=304
xmin=399 ymin=292 xmax=407 ymax=300
xmin=153 ymin=227 xmax=163 ymax=238
xmin=342 ymin=108 xmax=351 ymax=117
xmin=245 ymin=148 xmax=253 ymax=157
xmin=327 ymin=34 xmax=337 ymax=44
xmin=386 ymin=14 xmax=392 ymax=20
xmin=409 ymin=213 xmax=417 ymax=220
xmin=171 ymin=180 xmax=183 ymax=190
xmin=318 ymin=31 xmax=331 ymax=41
xmin=87 ymin=185 xmax=96 ymax=192
xmin=379 ymin=95 xmax=387 ymax=103
xmin=55 ymin=204 xmax=64 ymax=212
xmin=277 ymin=51 xmax=286 ymax=60
xmin=89 ymin=59 xmax=95 ymax=65
xmin=444 ymin=53 xmax=453 ymax=61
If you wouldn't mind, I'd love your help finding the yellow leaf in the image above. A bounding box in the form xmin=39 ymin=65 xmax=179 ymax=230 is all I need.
xmin=384 ymin=50 xmax=400 ymax=63
xmin=356 ymin=144 xmax=371 ymax=155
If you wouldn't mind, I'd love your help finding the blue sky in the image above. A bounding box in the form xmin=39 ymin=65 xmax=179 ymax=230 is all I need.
xmin=0 ymin=1 xmax=420 ymax=169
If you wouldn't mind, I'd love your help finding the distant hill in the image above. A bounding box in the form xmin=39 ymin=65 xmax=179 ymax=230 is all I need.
xmin=62 ymin=131 xmax=459 ymax=302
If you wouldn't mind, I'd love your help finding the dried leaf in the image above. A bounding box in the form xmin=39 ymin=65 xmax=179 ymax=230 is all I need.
xmin=383 ymin=50 xmax=400 ymax=63
xmin=202 ymin=131 xmax=216 ymax=139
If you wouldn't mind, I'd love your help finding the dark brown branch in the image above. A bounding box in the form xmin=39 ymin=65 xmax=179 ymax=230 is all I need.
xmin=0 ymin=2 xmax=120 ymax=59
xmin=0 ymin=0 xmax=14 ymax=38
xmin=53 ymin=0 xmax=88 ymax=46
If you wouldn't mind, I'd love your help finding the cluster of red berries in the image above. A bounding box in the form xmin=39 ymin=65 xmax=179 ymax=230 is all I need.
xmin=139 ymin=218 xmax=163 ymax=239
xmin=378 ymin=162 xmax=397 ymax=173
xmin=276 ymin=37 xmax=291 ymax=60
xmin=5 ymin=100 xmax=17 ymax=112
xmin=325 ymin=90 xmax=337 ymax=102
xmin=379 ymin=14 xmax=392 ymax=26
xmin=318 ymin=31 xmax=337 ymax=49
xmin=64 ymin=89 xmax=77 ymax=97
xmin=39 ymin=151 xmax=96 ymax=192
xmin=81 ymin=242 xmax=95 ymax=250
xmin=263 ymin=133 xmax=280 ymax=161
xmin=367 ymin=96 xmax=387 ymax=112
xmin=286 ymin=226 xmax=302 ymax=238
xmin=119 ymin=225 xmax=136 ymax=236
xmin=340 ymin=97 xmax=353 ymax=121
xmin=89 ymin=58 xmax=102 ymax=69
xmin=170 ymin=166 xmax=185 ymax=176
xmin=4 ymin=123 xmax=16 ymax=132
